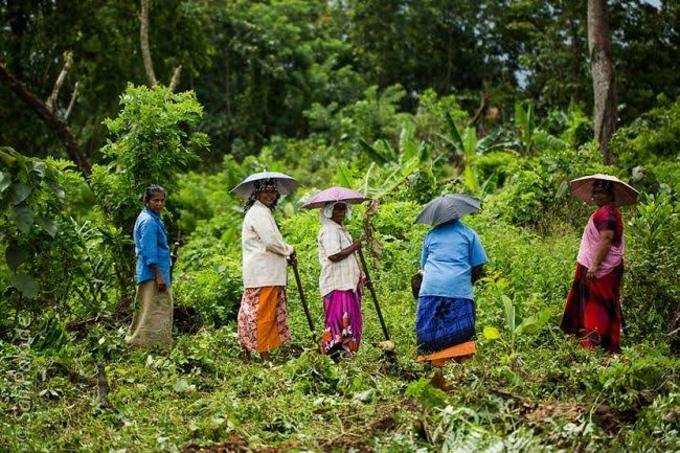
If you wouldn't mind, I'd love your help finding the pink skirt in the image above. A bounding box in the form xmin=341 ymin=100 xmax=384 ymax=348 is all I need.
xmin=320 ymin=288 xmax=363 ymax=355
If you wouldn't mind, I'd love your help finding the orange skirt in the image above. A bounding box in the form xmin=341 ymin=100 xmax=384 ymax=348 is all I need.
xmin=416 ymin=341 xmax=476 ymax=367
xmin=237 ymin=286 xmax=291 ymax=353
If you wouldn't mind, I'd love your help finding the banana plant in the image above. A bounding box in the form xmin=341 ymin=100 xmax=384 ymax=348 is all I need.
xmin=357 ymin=120 xmax=433 ymax=199
xmin=439 ymin=112 xmax=512 ymax=193
xmin=514 ymin=100 xmax=536 ymax=154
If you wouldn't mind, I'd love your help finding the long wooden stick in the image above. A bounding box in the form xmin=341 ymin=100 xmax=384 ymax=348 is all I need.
xmin=357 ymin=248 xmax=390 ymax=341
xmin=291 ymin=260 xmax=315 ymax=333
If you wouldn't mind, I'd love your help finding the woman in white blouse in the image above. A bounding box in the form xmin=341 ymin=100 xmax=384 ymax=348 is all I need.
xmin=238 ymin=179 xmax=295 ymax=360
xmin=317 ymin=201 xmax=363 ymax=359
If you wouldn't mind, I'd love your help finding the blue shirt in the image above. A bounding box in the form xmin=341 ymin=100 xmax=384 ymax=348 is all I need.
xmin=419 ymin=220 xmax=487 ymax=299
xmin=133 ymin=208 xmax=171 ymax=287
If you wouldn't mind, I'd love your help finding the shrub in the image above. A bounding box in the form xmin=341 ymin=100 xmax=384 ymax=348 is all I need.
xmin=485 ymin=144 xmax=614 ymax=229
xmin=624 ymin=194 xmax=680 ymax=342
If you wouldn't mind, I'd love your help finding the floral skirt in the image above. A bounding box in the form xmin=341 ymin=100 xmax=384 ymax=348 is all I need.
xmin=561 ymin=263 xmax=623 ymax=353
xmin=321 ymin=289 xmax=363 ymax=355
xmin=238 ymin=286 xmax=291 ymax=353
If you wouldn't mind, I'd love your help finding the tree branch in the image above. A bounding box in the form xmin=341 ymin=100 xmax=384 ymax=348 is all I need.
xmin=64 ymin=81 xmax=80 ymax=121
xmin=45 ymin=50 xmax=74 ymax=112
xmin=168 ymin=65 xmax=182 ymax=92
xmin=0 ymin=59 xmax=91 ymax=175
xmin=140 ymin=0 xmax=157 ymax=87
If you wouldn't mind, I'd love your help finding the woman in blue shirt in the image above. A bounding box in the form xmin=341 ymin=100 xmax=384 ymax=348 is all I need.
xmin=126 ymin=184 xmax=174 ymax=350
xmin=416 ymin=218 xmax=487 ymax=365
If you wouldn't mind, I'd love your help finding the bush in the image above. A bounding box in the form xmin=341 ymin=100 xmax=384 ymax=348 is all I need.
xmin=486 ymin=144 xmax=614 ymax=229
xmin=612 ymin=96 xmax=680 ymax=169
xmin=624 ymin=194 xmax=680 ymax=341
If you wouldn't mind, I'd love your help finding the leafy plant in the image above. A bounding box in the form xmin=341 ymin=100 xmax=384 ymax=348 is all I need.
xmin=0 ymin=147 xmax=64 ymax=302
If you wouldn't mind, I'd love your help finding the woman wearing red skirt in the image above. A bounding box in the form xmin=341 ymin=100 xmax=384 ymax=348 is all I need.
xmin=561 ymin=176 xmax=637 ymax=353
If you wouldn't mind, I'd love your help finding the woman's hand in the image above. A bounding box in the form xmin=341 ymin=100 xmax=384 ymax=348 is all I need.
xmin=287 ymin=250 xmax=297 ymax=266
xmin=155 ymin=273 xmax=167 ymax=292
xmin=586 ymin=265 xmax=599 ymax=280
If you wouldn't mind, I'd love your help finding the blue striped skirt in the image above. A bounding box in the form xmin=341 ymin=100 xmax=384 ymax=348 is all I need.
xmin=416 ymin=296 xmax=475 ymax=353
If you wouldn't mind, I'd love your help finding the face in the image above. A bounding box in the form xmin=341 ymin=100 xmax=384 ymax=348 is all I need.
xmin=256 ymin=187 xmax=278 ymax=207
xmin=331 ymin=203 xmax=347 ymax=224
xmin=591 ymin=185 xmax=613 ymax=206
xmin=147 ymin=192 xmax=166 ymax=213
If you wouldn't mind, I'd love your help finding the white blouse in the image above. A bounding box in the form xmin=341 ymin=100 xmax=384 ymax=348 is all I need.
xmin=317 ymin=217 xmax=362 ymax=297
xmin=241 ymin=200 xmax=293 ymax=288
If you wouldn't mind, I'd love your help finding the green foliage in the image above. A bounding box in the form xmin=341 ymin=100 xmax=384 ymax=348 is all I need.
xmin=0 ymin=148 xmax=65 ymax=305
xmin=612 ymin=96 xmax=680 ymax=195
xmin=0 ymin=0 xmax=679 ymax=447
xmin=89 ymin=84 xmax=209 ymax=297
xmin=405 ymin=378 xmax=448 ymax=409
xmin=486 ymin=144 xmax=612 ymax=228
xmin=92 ymin=85 xmax=209 ymax=229
xmin=624 ymin=194 xmax=680 ymax=340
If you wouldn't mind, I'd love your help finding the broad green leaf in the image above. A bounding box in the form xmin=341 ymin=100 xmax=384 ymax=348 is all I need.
xmin=10 ymin=183 xmax=31 ymax=206
xmin=483 ymin=326 xmax=501 ymax=340
xmin=31 ymin=161 xmax=46 ymax=178
xmin=462 ymin=127 xmax=478 ymax=156
xmin=0 ymin=171 xmax=11 ymax=193
xmin=36 ymin=216 xmax=58 ymax=237
xmin=514 ymin=101 xmax=527 ymax=132
xmin=445 ymin=112 xmax=464 ymax=152
xmin=462 ymin=166 xmax=478 ymax=193
xmin=0 ymin=147 xmax=18 ymax=167
xmin=5 ymin=242 xmax=28 ymax=271
xmin=502 ymin=295 xmax=516 ymax=332
xmin=11 ymin=272 xmax=39 ymax=299
xmin=358 ymin=139 xmax=389 ymax=164
xmin=13 ymin=205 xmax=34 ymax=233
xmin=48 ymin=181 xmax=65 ymax=201
xmin=173 ymin=379 xmax=195 ymax=393
xmin=516 ymin=308 xmax=553 ymax=335
xmin=375 ymin=139 xmax=397 ymax=162
xmin=336 ymin=162 xmax=353 ymax=188
xmin=399 ymin=121 xmax=418 ymax=161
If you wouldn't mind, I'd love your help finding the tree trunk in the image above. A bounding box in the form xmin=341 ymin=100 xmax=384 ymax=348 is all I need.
xmin=140 ymin=0 xmax=157 ymax=87
xmin=587 ymin=0 xmax=617 ymax=164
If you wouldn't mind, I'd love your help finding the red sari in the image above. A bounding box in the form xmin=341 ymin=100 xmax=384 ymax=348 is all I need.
xmin=560 ymin=205 xmax=624 ymax=353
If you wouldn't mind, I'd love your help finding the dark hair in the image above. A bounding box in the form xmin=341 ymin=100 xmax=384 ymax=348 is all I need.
xmin=593 ymin=179 xmax=615 ymax=196
xmin=142 ymin=184 xmax=166 ymax=204
xmin=244 ymin=179 xmax=280 ymax=213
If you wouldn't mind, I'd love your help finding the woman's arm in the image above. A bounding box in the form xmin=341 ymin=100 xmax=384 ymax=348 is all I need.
xmin=420 ymin=234 xmax=430 ymax=269
xmin=472 ymin=265 xmax=485 ymax=283
xmin=328 ymin=241 xmax=361 ymax=262
xmin=587 ymin=229 xmax=614 ymax=279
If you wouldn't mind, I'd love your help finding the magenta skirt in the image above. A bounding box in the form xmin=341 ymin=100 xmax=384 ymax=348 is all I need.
xmin=321 ymin=289 xmax=363 ymax=355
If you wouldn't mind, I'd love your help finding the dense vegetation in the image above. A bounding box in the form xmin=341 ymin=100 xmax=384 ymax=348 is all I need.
xmin=1 ymin=1 xmax=679 ymax=451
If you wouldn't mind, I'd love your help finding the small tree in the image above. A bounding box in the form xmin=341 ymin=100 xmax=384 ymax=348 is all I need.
xmin=90 ymin=84 xmax=209 ymax=304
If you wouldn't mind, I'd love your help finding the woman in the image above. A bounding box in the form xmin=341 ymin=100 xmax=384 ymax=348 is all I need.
xmin=561 ymin=180 xmax=624 ymax=353
xmin=238 ymin=179 xmax=294 ymax=359
xmin=417 ymin=218 xmax=487 ymax=365
xmin=317 ymin=202 xmax=363 ymax=358
xmin=127 ymin=184 xmax=174 ymax=350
